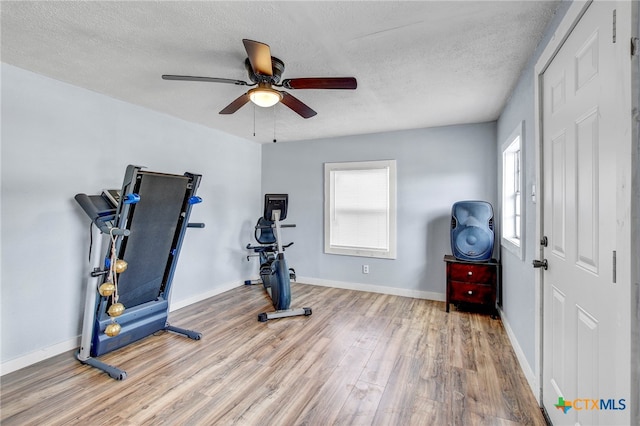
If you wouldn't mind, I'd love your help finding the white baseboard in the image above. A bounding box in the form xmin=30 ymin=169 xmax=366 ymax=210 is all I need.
xmin=0 ymin=337 xmax=81 ymax=377
xmin=1 ymin=280 xmax=244 ymax=377
xmin=297 ymin=276 xmax=445 ymax=302
xmin=498 ymin=306 xmax=539 ymax=403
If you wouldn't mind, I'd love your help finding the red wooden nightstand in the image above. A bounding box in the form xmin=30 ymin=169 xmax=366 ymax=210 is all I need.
xmin=444 ymin=254 xmax=499 ymax=317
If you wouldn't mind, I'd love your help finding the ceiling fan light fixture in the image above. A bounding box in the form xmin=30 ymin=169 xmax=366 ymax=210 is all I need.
xmin=248 ymin=86 xmax=282 ymax=107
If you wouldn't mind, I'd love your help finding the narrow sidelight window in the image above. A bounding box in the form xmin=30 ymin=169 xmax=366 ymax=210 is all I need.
xmin=502 ymin=122 xmax=524 ymax=258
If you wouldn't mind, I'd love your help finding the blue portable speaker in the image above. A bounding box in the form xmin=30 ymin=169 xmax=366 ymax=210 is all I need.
xmin=451 ymin=201 xmax=494 ymax=261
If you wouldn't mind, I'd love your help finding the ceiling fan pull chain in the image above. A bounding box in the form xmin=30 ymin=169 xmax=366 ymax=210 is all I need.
xmin=273 ymin=106 xmax=277 ymax=143
xmin=253 ymin=103 xmax=256 ymax=137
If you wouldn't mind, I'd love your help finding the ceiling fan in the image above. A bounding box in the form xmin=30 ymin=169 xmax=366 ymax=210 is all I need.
xmin=162 ymin=39 xmax=357 ymax=119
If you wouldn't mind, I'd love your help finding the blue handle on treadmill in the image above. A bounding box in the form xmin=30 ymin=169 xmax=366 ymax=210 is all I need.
xmin=124 ymin=193 xmax=140 ymax=204
xmin=188 ymin=196 xmax=202 ymax=205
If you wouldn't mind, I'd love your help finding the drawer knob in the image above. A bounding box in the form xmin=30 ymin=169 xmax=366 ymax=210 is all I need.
xmin=468 ymin=290 xmax=473 ymax=295
xmin=468 ymin=271 xmax=473 ymax=276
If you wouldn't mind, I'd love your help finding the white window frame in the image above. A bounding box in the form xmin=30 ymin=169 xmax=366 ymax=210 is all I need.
xmin=502 ymin=122 xmax=524 ymax=259
xmin=324 ymin=160 xmax=397 ymax=259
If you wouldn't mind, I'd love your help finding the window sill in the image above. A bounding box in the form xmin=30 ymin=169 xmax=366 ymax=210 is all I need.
xmin=325 ymin=246 xmax=396 ymax=259
xmin=501 ymin=237 xmax=523 ymax=260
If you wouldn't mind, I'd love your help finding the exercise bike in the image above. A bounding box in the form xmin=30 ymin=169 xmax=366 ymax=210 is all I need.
xmin=245 ymin=194 xmax=312 ymax=322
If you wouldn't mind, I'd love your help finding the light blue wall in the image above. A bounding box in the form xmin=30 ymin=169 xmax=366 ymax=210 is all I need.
xmin=0 ymin=64 xmax=261 ymax=366
xmin=261 ymin=123 xmax=497 ymax=297
xmin=496 ymin=1 xmax=571 ymax=369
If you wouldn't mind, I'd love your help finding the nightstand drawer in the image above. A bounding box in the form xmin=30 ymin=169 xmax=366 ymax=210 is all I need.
xmin=444 ymin=254 xmax=499 ymax=315
xmin=448 ymin=263 xmax=495 ymax=283
xmin=449 ymin=281 xmax=493 ymax=305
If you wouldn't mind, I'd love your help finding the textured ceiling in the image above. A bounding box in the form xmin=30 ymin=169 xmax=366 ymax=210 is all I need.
xmin=1 ymin=1 xmax=561 ymax=143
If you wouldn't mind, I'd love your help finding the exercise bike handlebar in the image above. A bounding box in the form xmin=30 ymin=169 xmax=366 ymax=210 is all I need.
xmin=246 ymin=242 xmax=294 ymax=250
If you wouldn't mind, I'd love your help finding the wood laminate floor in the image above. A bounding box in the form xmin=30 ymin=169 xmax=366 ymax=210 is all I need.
xmin=1 ymin=283 xmax=546 ymax=425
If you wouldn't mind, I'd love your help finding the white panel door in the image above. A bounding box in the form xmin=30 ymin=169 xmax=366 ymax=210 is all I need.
xmin=541 ymin=1 xmax=631 ymax=425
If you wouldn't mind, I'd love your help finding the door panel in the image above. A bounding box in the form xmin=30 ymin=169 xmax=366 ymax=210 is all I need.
xmin=551 ymin=131 xmax=566 ymax=257
xmin=575 ymin=107 xmax=599 ymax=273
xmin=550 ymin=286 xmax=566 ymax=395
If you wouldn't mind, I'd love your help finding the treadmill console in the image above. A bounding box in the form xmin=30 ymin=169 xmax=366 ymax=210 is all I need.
xmin=102 ymin=189 xmax=121 ymax=207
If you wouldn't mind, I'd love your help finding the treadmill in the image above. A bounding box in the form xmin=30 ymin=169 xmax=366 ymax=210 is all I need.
xmin=74 ymin=165 xmax=204 ymax=380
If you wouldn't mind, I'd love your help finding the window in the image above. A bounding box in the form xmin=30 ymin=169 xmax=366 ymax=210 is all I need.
xmin=324 ymin=160 xmax=397 ymax=259
xmin=502 ymin=122 xmax=524 ymax=258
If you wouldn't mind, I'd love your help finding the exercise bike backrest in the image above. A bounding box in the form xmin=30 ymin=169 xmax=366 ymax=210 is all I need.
xmin=251 ymin=217 xmax=294 ymax=251
xmin=255 ymin=217 xmax=276 ymax=245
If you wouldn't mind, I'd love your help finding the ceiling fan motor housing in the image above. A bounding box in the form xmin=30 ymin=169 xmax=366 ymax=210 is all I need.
xmin=245 ymin=57 xmax=284 ymax=84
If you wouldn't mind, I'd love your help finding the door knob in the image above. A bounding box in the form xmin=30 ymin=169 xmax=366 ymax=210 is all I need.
xmin=532 ymin=259 xmax=548 ymax=270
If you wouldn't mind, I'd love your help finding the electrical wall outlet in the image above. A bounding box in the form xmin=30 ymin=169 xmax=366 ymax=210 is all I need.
xmin=362 ymin=265 xmax=369 ymax=274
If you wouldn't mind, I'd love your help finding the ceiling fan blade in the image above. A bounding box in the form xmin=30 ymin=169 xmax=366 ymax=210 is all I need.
xmin=281 ymin=77 xmax=357 ymax=90
xmin=242 ymin=39 xmax=273 ymax=76
xmin=162 ymin=75 xmax=249 ymax=85
xmin=279 ymin=92 xmax=317 ymax=119
xmin=219 ymin=93 xmax=251 ymax=114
